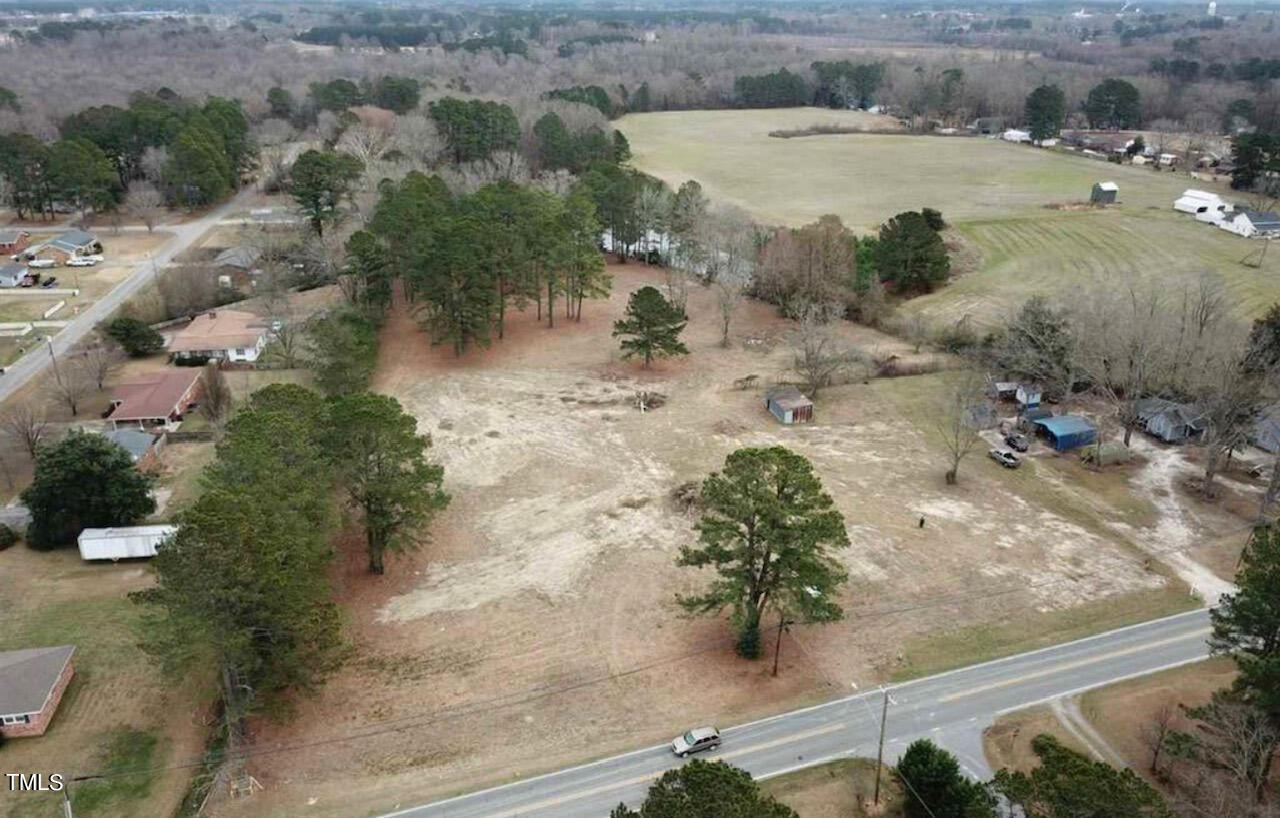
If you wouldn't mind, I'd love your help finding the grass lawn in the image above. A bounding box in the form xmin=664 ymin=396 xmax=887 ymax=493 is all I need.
xmin=1078 ymin=656 xmax=1236 ymax=779
xmin=620 ymin=108 xmax=1280 ymax=328
xmin=0 ymin=546 xmax=207 ymax=818
xmin=983 ymin=706 xmax=1085 ymax=774
xmin=761 ymin=758 xmax=904 ymax=818
xmin=890 ymin=585 xmax=1199 ymax=682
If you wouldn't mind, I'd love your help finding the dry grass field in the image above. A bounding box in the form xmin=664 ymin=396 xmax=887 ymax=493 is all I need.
xmin=204 ymin=262 xmax=1255 ymax=818
xmin=620 ymin=108 xmax=1280 ymax=328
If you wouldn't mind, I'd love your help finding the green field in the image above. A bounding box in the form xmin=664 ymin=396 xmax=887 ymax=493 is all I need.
xmin=620 ymin=108 xmax=1280 ymax=326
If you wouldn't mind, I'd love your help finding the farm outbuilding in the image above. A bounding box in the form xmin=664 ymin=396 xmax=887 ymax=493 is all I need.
xmin=1090 ymin=182 xmax=1118 ymax=204
xmin=77 ymin=525 xmax=177 ymax=561
xmin=765 ymin=387 xmax=813 ymax=425
xmin=1174 ymin=189 xmax=1232 ymax=219
xmin=1016 ymin=384 xmax=1042 ymax=409
xmin=1033 ymin=415 xmax=1097 ymax=451
xmin=1081 ymin=441 xmax=1132 ymax=466
xmin=1018 ymin=407 xmax=1054 ymax=431
xmin=1136 ymin=398 xmax=1206 ymax=444
xmin=1253 ymin=406 xmax=1280 ymax=453
xmin=1219 ymin=209 xmax=1280 ymax=239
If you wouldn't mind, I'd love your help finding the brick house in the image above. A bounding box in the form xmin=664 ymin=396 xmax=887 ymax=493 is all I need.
xmin=0 ymin=646 xmax=76 ymax=738
xmin=168 ymin=309 xmax=271 ymax=365
xmin=0 ymin=229 xmax=31 ymax=257
xmin=106 ymin=369 xmax=202 ymax=431
xmin=26 ymin=230 xmax=100 ymax=264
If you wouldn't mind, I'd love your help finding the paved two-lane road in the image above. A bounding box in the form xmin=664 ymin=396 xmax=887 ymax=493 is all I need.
xmin=384 ymin=609 xmax=1211 ymax=818
xmin=0 ymin=190 xmax=256 ymax=406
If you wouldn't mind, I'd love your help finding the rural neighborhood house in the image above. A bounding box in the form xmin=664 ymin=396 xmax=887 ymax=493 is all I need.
xmin=24 ymin=230 xmax=100 ymax=264
xmin=106 ymin=368 xmax=202 ymax=430
xmin=0 ymin=646 xmax=75 ymax=738
xmin=168 ymin=309 xmax=270 ymax=364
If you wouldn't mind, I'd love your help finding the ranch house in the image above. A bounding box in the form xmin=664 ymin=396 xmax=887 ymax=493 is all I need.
xmin=0 ymin=229 xmax=30 ymax=256
xmin=0 ymin=262 xmax=28 ymax=288
xmin=0 ymin=646 xmax=75 ymax=738
xmin=169 ymin=309 xmax=270 ymax=365
xmin=26 ymin=230 xmax=100 ymax=264
xmin=106 ymin=369 xmax=202 ymax=430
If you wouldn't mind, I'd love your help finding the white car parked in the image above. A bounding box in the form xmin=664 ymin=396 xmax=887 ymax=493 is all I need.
xmin=66 ymin=257 xmax=99 ymax=267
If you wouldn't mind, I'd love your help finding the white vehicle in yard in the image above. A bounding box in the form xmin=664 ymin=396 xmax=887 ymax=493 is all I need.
xmin=671 ymin=726 xmax=721 ymax=757
xmin=27 ymin=258 xmax=55 ymax=269
xmin=66 ymin=257 xmax=99 ymax=267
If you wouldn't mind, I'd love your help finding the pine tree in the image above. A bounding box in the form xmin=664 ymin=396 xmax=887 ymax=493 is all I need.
xmin=612 ymin=286 xmax=688 ymax=367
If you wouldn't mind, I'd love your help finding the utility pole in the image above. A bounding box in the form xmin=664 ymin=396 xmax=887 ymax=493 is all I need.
xmin=771 ymin=614 xmax=793 ymax=677
xmin=873 ymin=687 xmax=890 ymax=805
xmin=46 ymin=336 xmax=62 ymax=386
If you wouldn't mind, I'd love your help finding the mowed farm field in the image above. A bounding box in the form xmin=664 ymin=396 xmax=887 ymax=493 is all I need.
xmin=619 ymin=108 xmax=1280 ymax=327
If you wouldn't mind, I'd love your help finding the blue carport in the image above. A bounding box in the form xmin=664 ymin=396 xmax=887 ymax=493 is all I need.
xmin=1033 ymin=415 xmax=1097 ymax=451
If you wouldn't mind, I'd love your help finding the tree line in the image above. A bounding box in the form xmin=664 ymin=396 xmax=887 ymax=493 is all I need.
xmin=363 ymin=171 xmax=609 ymax=355
xmin=132 ymin=382 xmax=447 ymax=725
xmin=0 ymin=88 xmax=251 ymax=218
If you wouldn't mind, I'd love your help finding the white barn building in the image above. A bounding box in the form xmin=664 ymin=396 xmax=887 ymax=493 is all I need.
xmin=1219 ymin=209 xmax=1280 ymax=239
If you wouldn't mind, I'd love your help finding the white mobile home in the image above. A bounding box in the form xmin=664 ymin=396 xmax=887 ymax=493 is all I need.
xmin=77 ymin=525 xmax=176 ymax=561
xmin=1174 ymin=189 xmax=1232 ymax=219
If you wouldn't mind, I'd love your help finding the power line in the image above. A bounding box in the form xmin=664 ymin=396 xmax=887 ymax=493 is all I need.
xmin=65 ymin=554 xmax=1221 ymax=786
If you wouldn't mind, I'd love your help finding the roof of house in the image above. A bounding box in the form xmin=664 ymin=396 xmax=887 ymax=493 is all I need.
xmin=1240 ymin=209 xmax=1280 ymax=228
xmin=767 ymin=386 xmax=813 ymax=411
xmin=1034 ymin=414 xmax=1096 ymax=436
xmin=1095 ymin=181 xmax=1119 ymax=191
xmin=213 ymin=245 xmax=263 ymax=270
xmin=1137 ymin=398 xmax=1207 ymax=429
xmin=0 ymin=646 xmax=75 ymax=716
xmin=109 ymin=369 xmax=201 ymax=422
xmin=47 ymin=230 xmax=97 ymax=253
xmin=0 ymin=229 xmax=30 ymax=243
xmin=0 ymin=262 xmax=27 ymax=277
xmin=104 ymin=428 xmax=157 ymax=461
xmin=169 ymin=309 xmax=268 ymax=353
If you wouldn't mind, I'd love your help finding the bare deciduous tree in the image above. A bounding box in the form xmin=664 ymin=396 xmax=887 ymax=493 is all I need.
xmin=714 ymin=279 xmax=742 ymax=348
xmin=790 ymin=308 xmax=861 ymax=399
xmin=50 ymin=357 xmax=96 ymax=417
xmin=159 ymin=265 xmax=228 ymax=320
xmin=0 ymin=401 xmax=49 ymax=459
xmin=936 ymin=370 xmax=986 ymax=485
xmin=123 ymin=180 xmax=165 ymax=232
xmin=198 ymin=362 xmax=233 ymax=427
xmin=1141 ymin=699 xmax=1178 ymax=776
xmin=80 ymin=340 xmax=123 ymax=391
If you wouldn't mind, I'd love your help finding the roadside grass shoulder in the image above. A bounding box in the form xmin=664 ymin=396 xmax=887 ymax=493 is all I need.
xmin=761 ymin=757 xmax=905 ymax=818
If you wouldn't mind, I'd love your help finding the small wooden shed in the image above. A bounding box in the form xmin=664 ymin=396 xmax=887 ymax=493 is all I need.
xmin=1091 ymin=181 xmax=1118 ymax=204
xmin=765 ymin=387 xmax=814 ymax=425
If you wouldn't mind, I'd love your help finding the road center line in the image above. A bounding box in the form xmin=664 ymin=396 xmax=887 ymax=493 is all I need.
xmin=935 ymin=628 xmax=1210 ymax=704
xmin=477 ymin=722 xmax=848 ymax=818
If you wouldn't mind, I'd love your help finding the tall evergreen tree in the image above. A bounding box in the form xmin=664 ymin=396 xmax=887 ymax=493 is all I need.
xmin=1025 ymin=84 xmax=1066 ymax=141
xmin=290 ymin=149 xmax=363 ymax=235
xmin=327 ymin=393 xmax=449 ymax=575
xmin=611 ymin=760 xmax=797 ymax=818
xmin=612 ymin=286 xmax=688 ymax=367
xmin=897 ymin=740 xmax=996 ymax=818
xmin=875 ymin=210 xmax=950 ymax=294
xmin=677 ymin=447 xmax=849 ymax=658
xmin=1085 ymin=78 xmax=1141 ymax=130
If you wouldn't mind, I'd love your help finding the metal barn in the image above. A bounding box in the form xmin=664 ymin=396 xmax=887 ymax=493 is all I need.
xmin=1033 ymin=415 xmax=1097 ymax=451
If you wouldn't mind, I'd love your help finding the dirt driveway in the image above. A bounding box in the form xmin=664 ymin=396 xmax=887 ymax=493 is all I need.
xmin=217 ymin=263 xmax=1226 ymax=818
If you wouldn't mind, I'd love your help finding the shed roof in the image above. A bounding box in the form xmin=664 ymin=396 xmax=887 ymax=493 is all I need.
xmin=767 ymin=386 xmax=813 ymax=411
xmin=109 ymin=369 xmax=200 ymax=422
xmin=1240 ymin=209 xmax=1280 ymax=229
xmin=0 ymin=646 xmax=75 ymax=716
xmin=213 ymin=245 xmax=263 ymax=270
xmin=169 ymin=310 xmax=268 ymax=353
xmin=1035 ymin=414 xmax=1096 ymax=436
xmin=104 ymin=428 xmax=157 ymax=461
xmin=1095 ymin=181 xmax=1119 ymax=191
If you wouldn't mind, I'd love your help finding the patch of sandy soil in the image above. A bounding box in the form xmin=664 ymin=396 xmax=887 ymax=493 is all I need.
xmin=1119 ymin=437 xmax=1239 ymax=604
xmin=215 ymin=263 xmax=1196 ymax=818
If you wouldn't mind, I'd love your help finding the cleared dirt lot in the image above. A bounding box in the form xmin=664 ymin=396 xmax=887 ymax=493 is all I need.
xmin=215 ymin=263 xmax=1235 ymax=818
